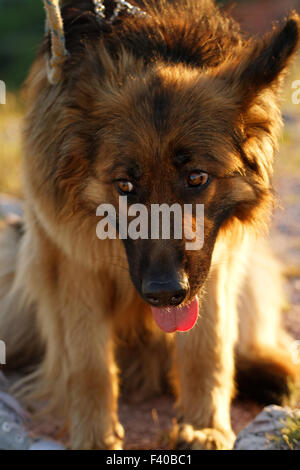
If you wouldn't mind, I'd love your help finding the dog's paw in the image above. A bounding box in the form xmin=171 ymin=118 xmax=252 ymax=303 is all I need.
xmin=170 ymin=424 xmax=235 ymax=450
xmin=103 ymin=421 xmax=125 ymax=450
xmin=71 ymin=421 xmax=124 ymax=450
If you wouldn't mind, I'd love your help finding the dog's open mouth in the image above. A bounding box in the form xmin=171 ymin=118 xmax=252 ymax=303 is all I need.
xmin=151 ymin=297 xmax=199 ymax=333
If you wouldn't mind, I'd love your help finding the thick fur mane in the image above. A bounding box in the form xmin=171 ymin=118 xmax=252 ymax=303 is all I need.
xmin=24 ymin=0 xmax=299 ymax=235
xmin=49 ymin=0 xmax=245 ymax=69
xmin=30 ymin=0 xmax=289 ymax=234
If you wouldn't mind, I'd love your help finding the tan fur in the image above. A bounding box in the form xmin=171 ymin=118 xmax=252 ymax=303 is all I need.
xmin=0 ymin=0 xmax=300 ymax=450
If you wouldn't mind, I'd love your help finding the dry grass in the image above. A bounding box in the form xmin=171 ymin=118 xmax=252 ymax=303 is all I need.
xmin=276 ymin=59 xmax=300 ymax=172
xmin=0 ymin=93 xmax=23 ymax=196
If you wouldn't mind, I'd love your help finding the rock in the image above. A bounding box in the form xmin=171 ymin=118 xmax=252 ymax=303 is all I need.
xmin=0 ymin=194 xmax=23 ymax=220
xmin=234 ymin=405 xmax=300 ymax=450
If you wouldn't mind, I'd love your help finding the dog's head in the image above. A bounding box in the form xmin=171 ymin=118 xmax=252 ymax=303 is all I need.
xmin=25 ymin=8 xmax=300 ymax=332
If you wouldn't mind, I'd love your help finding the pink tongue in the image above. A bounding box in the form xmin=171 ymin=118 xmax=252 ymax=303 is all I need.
xmin=151 ymin=297 xmax=199 ymax=333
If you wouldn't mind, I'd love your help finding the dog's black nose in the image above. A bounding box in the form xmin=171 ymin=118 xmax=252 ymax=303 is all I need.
xmin=142 ymin=279 xmax=188 ymax=307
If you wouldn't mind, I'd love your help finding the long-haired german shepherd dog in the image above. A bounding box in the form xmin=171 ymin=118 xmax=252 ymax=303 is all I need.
xmin=0 ymin=0 xmax=300 ymax=450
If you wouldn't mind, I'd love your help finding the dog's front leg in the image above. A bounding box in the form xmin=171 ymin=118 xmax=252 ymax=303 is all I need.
xmin=29 ymin=228 xmax=123 ymax=450
xmin=60 ymin=293 xmax=123 ymax=450
xmin=43 ymin=261 xmax=124 ymax=450
xmin=170 ymin=290 xmax=237 ymax=450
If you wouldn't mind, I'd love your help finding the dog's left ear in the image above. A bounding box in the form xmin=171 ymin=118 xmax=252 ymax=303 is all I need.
xmin=218 ymin=14 xmax=300 ymax=103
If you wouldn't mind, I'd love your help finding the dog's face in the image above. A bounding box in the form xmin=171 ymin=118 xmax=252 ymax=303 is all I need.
xmin=25 ymin=13 xmax=299 ymax=332
xmin=69 ymin=17 xmax=298 ymax=331
xmin=92 ymin=67 xmax=248 ymax=306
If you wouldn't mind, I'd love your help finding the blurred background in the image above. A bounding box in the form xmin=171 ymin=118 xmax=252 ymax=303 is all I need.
xmin=0 ymin=0 xmax=300 ymax=448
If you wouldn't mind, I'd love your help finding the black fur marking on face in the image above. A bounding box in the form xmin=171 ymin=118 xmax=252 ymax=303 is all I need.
xmin=108 ymin=158 xmax=143 ymax=182
xmin=152 ymin=86 xmax=171 ymax=133
xmin=172 ymin=148 xmax=192 ymax=168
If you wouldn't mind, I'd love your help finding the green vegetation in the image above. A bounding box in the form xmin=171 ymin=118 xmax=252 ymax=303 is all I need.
xmin=0 ymin=0 xmax=44 ymax=90
xmin=268 ymin=413 xmax=300 ymax=450
xmin=280 ymin=415 xmax=300 ymax=450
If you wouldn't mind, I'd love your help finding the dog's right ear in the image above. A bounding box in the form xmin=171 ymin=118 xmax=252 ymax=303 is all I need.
xmin=217 ymin=14 xmax=300 ymax=105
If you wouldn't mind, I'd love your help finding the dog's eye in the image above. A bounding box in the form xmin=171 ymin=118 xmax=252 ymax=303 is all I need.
xmin=116 ymin=180 xmax=134 ymax=195
xmin=187 ymin=170 xmax=210 ymax=188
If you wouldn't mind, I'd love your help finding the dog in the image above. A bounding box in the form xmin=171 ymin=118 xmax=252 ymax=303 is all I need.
xmin=0 ymin=0 xmax=299 ymax=450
